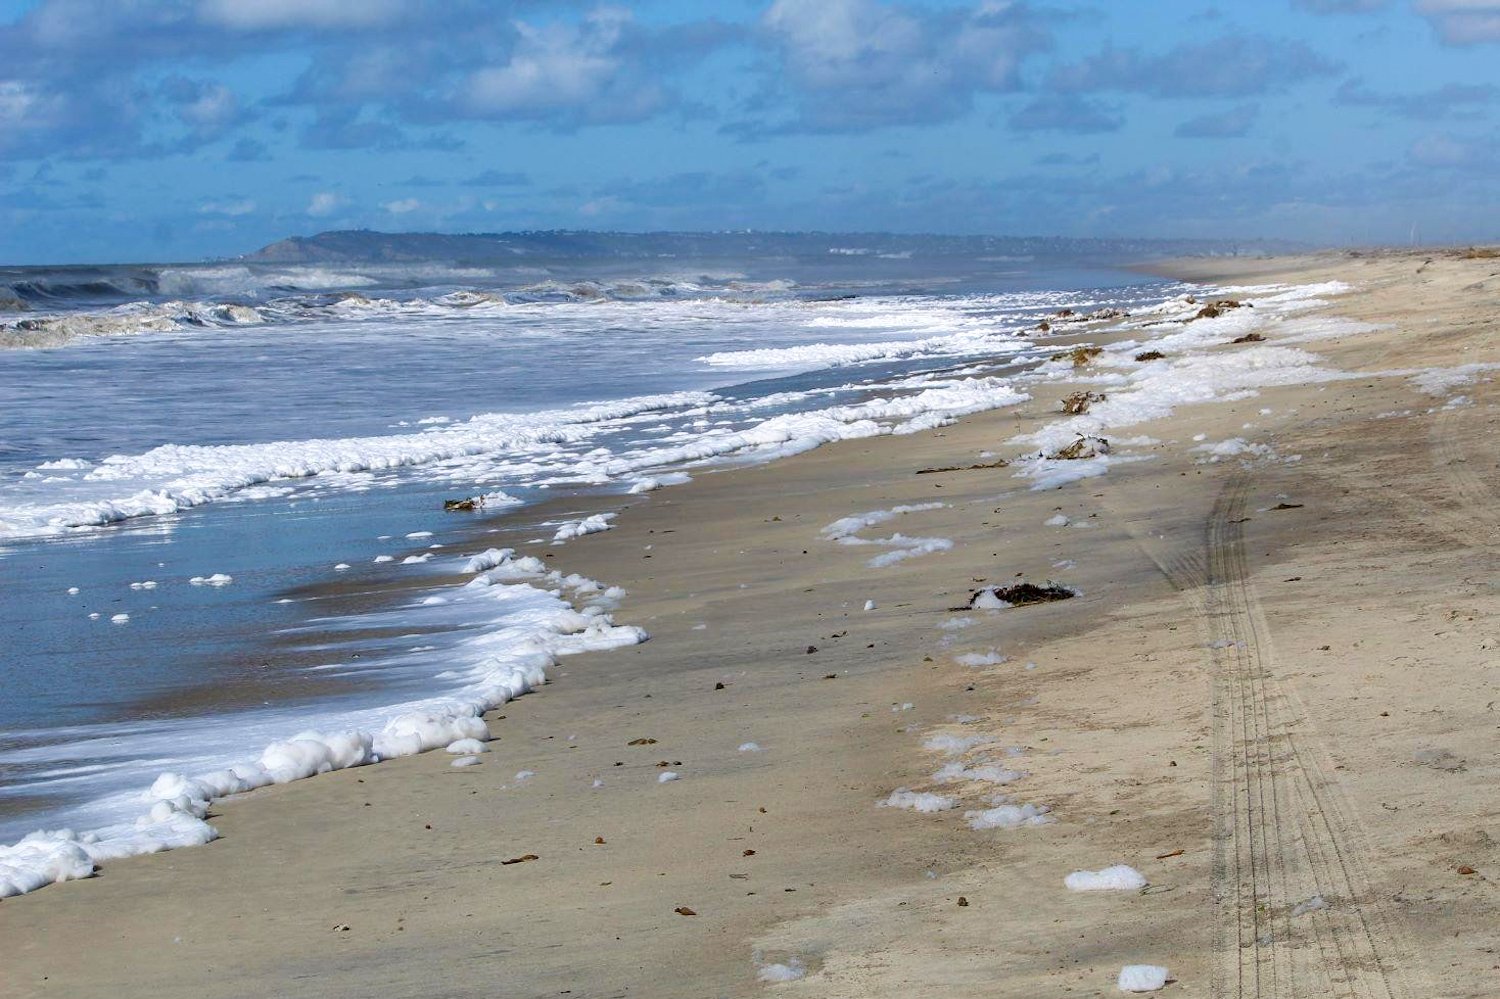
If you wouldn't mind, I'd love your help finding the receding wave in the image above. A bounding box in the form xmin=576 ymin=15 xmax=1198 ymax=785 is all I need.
xmin=0 ymin=273 xmax=814 ymax=348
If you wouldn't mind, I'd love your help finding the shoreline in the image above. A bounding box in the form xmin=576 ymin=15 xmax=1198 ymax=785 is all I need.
xmin=4 ymin=249 xmax=1499 ymax=998
xmin=0 ymin=290 xmax=1135 ymax=856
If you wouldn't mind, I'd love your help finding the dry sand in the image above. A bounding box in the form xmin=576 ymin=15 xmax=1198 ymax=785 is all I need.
xmin=3 ymin=248 xmax=1499 ymax=998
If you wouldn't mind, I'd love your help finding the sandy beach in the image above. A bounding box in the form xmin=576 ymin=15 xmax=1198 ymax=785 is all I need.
xmin=3 ymin=248 xmax=1499 ymax=999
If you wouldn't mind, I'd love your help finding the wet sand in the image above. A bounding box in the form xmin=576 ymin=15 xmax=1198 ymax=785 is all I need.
xmin=3 ymin=248 xmax=1499 ymax=998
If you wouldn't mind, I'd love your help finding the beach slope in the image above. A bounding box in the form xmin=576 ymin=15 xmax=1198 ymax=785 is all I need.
xmin=3 ymin=249 xmax=1499 ymax=999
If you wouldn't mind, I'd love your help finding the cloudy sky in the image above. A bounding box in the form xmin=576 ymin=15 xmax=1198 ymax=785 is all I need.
xmin=0 ymin=0 xmax=1496 ymax=263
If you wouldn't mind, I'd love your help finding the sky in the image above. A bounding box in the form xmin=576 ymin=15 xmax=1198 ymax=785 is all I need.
xmin=0 ymin=0 xmax=1496 ymax=264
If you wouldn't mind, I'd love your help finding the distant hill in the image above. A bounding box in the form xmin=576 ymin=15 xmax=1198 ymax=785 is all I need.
xmin=244 ymin=229 xmax=1287 ymax=265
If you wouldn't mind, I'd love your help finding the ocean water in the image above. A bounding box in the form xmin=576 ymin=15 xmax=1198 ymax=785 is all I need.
xmin=0 ymin=250 xmax=1179 ymax=892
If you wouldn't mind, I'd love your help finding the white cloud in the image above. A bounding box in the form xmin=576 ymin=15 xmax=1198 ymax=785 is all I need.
xmin=461 ymin=9 xmax=663 ymax=122
xmin=306 ymin=191 xmax=346 ymax=216
xmin=174 ymin=82 xmax=241 ymax=137
xmin=199 ymin=198 xmax=256 ymax=216
xmin=758 ymin=0 xmax=1040 ymax=130
xmin=0 ymin=80 xmax=62 ymax=130
xmin=1415 ymin=0 xmax=1500 ymax=44
xmin=1409 ymin=131 xmax=1497 ymax=168
xmin=198 ymin=0 xmax=407 ymax=31
xmin=578 ymin=196 xmax=622 ymax=217
xmin=382 ymin=197 xmax=421 ymax=214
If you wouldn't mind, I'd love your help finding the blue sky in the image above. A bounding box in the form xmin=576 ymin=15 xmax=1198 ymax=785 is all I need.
xmin=0 ymin=0 xmax=1495 ymax=263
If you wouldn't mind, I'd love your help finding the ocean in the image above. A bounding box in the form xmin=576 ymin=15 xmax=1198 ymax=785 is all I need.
xmin=0 ymin=243 xmax=1181 ymax=895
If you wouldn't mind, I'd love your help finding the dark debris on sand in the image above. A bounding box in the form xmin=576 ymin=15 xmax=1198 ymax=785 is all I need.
xmin=954 ymin=582 xmax=1076 ymax=610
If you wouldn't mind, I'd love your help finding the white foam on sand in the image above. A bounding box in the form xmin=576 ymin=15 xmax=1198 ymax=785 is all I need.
xmin=0 ymin=549 xmax=645 ymax=899
xmin=933 ymin=761 xmax=1026 ymax=785
xmin=821 ymin=503 xmax=953 ymax=568
xmin=881 ymin=789 xmax=958 ymax=813
xmin=756 ymin=959 xmax=807 ymax=983
xmin=1010 ymin=282 xmax=1377 ymax=492
xmin=551 ymin=512 xmax=616 ymax=544
xmin=628 ymin=472 xmax=692 ymax=493
xmin=1065 ymin=864 xmax=1147 ymax=891
xmin=923 ymin=732 xmax=992 ymax=755
xmin=1192 ymin=437 xmax=1275 ymax=462
xmin=965 ymin=802 xmax=1053 ymax=829
xmin=1118 ymin=965 xmax=1169 ymax=992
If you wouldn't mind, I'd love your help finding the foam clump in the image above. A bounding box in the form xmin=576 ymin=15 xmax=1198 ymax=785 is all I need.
xmin=628 ymin=472 xmax=691 ymax=493
xmin=464 ymin=547 xmax=516 ymax=573
xmin=821 ymin=503 xmax=952 ymax=568
xmin=881 ymin=789 xmax=957 ymax=813
xmin=1291 ymin=894 xmax=1328 ymax=917
xmin=375 ymin=712 xmax=489 ymax=760
xmin=933 ymin=762 xmax=1025 ymax=785
xmin=863 ymin=599 xmax=877 ymax=611
xmin=1065 ymin=864 xmax=1147 ymax=891
xmin=260 ymin=730 xmax=374 ymax=783
xmin=552 ymin=512 xmax=616 ymax=544
xmin=445 ymin=738 xmax=488 ymax=755
xmin=965 ymin=803 xmax=1053 ymax=829
xmin=757 ymin=960 xmax=806 ymax=983
xmin=189 ymin=573 xmax=233 ymax=586
xmin=450 ymin=756 xmax=481 ymax=768
xmin=923 ymin=732 xmax=989 ymax=755
xmin=738 ymin=742 xmax=763 ymax=752
xmin=1117 ymin=965 xmax=1169 ymax=992
xmin=0 ymin=834 xmax=97 ymax=898
xmin=658 ymin=771 xmax=680 ymax=783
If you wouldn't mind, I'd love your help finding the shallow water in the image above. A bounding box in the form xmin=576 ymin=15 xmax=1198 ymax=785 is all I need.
xmin=0 ymin=258 xmax=1173 ymax=850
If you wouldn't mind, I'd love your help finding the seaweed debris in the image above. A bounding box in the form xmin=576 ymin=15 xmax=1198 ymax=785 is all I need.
xmin=1048 ymin=435 xmax=1110 ymax=460
xmin=1050 ymin=345 xmax=1103 ymax=367
xmin=444 ymin=496 xmax=485 ymax=511
xmin=1230 ymin=332 xmax=1266 ymax=344
xmin=1134 ymin=350 xmax=1166 ymax=362
xmin=954 ymin=582 xmax=1076 ymax=611
xmin=1061 ymin=391 xmax=1106 ymax=415
xmin=915 ymin=459 xmax=1010 ymax=475
xmin=1192 ymin=299 xmax=1251 ymax=320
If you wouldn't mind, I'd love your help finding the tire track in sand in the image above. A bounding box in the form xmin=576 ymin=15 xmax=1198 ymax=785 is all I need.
xmin=1422 ymin=403 xmax=1500 ymax=551
xmin=1190 ymin=474 xmax=1424 ymax=999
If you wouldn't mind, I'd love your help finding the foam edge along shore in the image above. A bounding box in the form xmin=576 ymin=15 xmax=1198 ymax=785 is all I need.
xmin=0 ymin=549 xmax=644 ymax=898
xmin=10 ymin=275 xmax=1479 ymax=901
